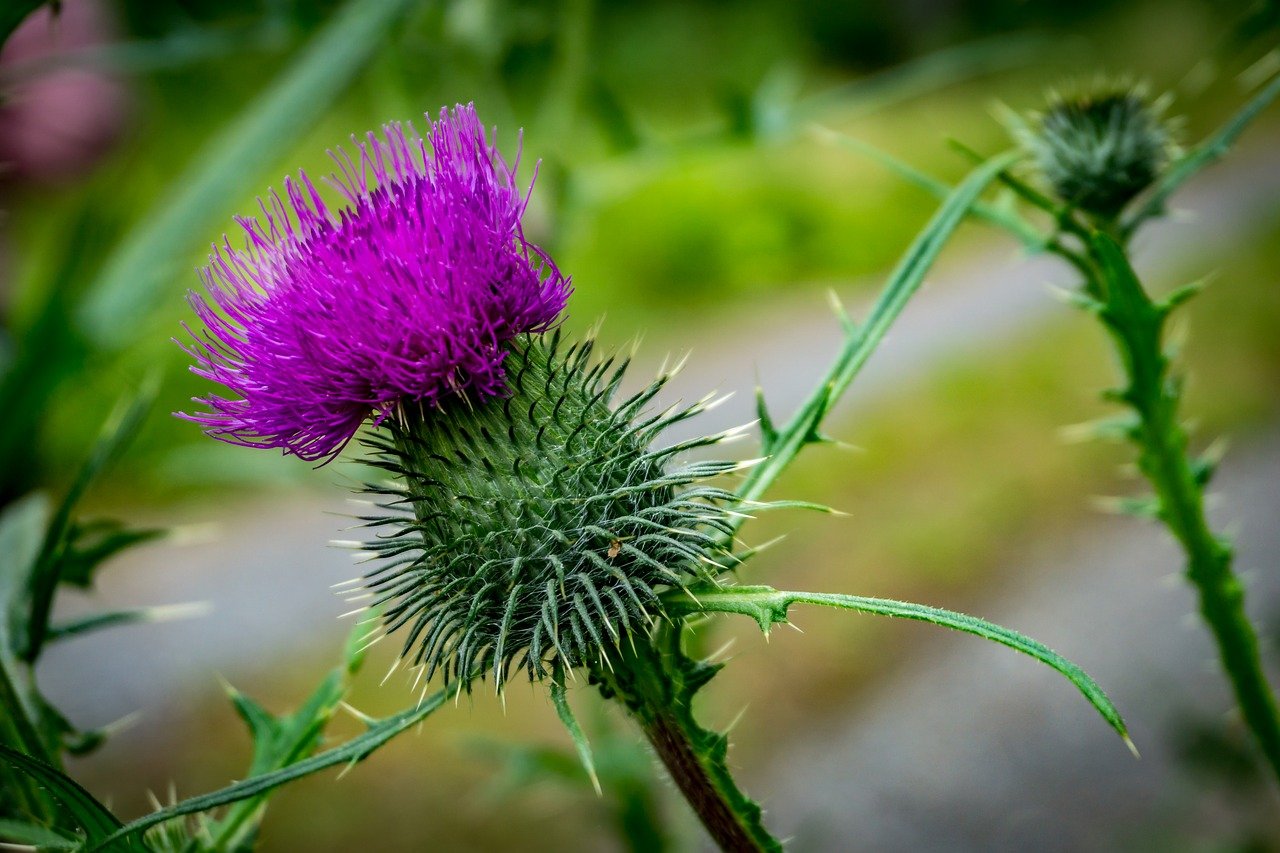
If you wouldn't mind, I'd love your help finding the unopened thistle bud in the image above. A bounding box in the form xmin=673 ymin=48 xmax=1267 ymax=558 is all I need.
xmin=180 ymin=105 xmax=746 ymax=690
xmin=1020 ymin=82 xmax=1176 ymax=219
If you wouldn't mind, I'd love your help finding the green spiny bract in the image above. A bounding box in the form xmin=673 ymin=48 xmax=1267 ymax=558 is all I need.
xmin=1022 ymin=83 xmax=1176 ymax=219
xmin=357 ymin=332 xmax=746 ymax=689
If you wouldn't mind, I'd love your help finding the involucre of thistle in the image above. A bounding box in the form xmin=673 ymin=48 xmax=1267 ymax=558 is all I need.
xmin=1020 ymin=82 xmax=1176 ymax=219
xmin=180 ymin=104 xmax=569 ymax=461
xmin=357 ymin=332 xmax=749 ymax=688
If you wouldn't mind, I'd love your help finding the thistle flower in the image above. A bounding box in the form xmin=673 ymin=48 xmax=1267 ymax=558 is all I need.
xmin=1019 ymin=81 xmax=1177 ymax=219
xmin=181 ymin=104 xmax=569 ymax=460
xmin=181 ymin=105 xmax=748 ymax=690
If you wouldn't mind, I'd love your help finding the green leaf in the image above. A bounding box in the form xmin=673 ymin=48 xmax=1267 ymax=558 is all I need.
xmin=1121 ymin=71 xmax=1280 ymax=236
xmin=729 ymin=151 xmax=1021 ymax=537
xmin=24 ymin=381 xmax=158 ymax=663
xmin=813 ymin=127 xmax=1047 ymax=248
xmin=550 ymin=675 xmax=601 ymax=795
xmin=199 ymin=620 xmax=370 ymax=851
xmin=92 ymin=682 xmax=462 ymax=852
xmin=754 ymin=385 xmax=778 ymax=454
xmin=0 ymin=494 xmax=50 ymax=656
xmin=0 ymin=818 xmax=79 ymax=849
xmin=46 ymin=602 xmax=209 ymax=645
xmin=77 ymin=0 xmax=422 ymax=348
xmin=0 ymin=495 xmax=61 ymax=811
xmin=0 ymin=745 xmax=151 ymax=852
xmin=57 ymin=521 xmax=166 ymax=589
xmin=664 ymin=585 xmax=1133 ymax=750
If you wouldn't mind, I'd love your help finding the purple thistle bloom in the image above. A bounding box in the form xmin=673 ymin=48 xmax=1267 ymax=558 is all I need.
xmin=180 ymin=104 xmax=570 ymax=461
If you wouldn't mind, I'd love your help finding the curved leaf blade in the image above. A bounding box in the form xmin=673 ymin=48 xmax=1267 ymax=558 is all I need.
xmin=0 ymin=745 xmax=149 ymax=852
xmin=1121 ymin=71 xmax=1280 ymax=236
xmin=665 ymin=585 xmax=1132 ymax=750
xmin=91 ymin=683 xmax=460 ymax=851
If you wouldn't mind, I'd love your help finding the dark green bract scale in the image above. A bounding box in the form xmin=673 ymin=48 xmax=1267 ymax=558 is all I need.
xmin=358 ymin=333 xmax=743 ymax=688
xmin=1029 ymin=88 xmax=1173 ymax=218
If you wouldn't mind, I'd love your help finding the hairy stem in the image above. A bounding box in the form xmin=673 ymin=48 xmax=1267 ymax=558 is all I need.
xmin=1089 ymin=234 xmax=1280 ymax=781
xmin=591 ymin=628 xmax=780 ymax=852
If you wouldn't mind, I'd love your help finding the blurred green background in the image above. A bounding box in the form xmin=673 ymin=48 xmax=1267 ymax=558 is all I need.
xmin=3 ymin=0 xmax=1280 ymax=849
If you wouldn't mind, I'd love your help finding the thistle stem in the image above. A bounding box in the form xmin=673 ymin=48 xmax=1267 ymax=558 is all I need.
xmin=592 ymin=630 xmax=781 ymax=852
xmin=1146 ymin=408 xmax=1280 ymax=780
xmin=1088 ymin=234 xmax=1280 ymax=782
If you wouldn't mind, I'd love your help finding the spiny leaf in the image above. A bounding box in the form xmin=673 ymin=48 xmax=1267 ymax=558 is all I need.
xmin=199 ymin=619 xmax=371 ymax=850
xmin=663 ymin=584 xmax=1132 ymax=750
xmin=754 ymin=385 xmax=778 ymax=454
xmin=57 ymin=522 xmax=166 ymax=589
xmin=91 ymin=682 xmax=462 ymax=852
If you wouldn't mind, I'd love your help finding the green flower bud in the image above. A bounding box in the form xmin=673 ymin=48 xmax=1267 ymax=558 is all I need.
xmin=1022 ymin=82 xmax=1177 ymax=219
xmin=357 ymin=333 xmax=746 ymax=689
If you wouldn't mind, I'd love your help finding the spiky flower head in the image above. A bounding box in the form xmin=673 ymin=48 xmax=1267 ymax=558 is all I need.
xmin=181 ymin=104 xmax=569 ymax=460
xmin=1019 ymin=81 xmax=1176 ymax=219
xmin=181 ymin=104 xmax=748 ymax=692
xmin=355 ymin=333 xmax=748 ymax=690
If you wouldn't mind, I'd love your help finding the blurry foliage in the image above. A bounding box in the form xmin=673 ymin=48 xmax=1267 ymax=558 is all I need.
xmin=1 ymin=0 xmax=1279 ymax=850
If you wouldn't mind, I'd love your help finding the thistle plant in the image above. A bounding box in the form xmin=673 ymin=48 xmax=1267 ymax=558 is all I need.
xmin=831 ymin=70 xmax=1280 ymax=785
xmin=95 ymin=103 xmax=1125 ymax=852
xmin=1 ymin=103 xmax=1133 ymax=851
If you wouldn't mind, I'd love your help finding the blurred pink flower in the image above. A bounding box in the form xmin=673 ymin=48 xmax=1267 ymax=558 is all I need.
xmin=0 ymin=0 xmax=130 ymax=182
